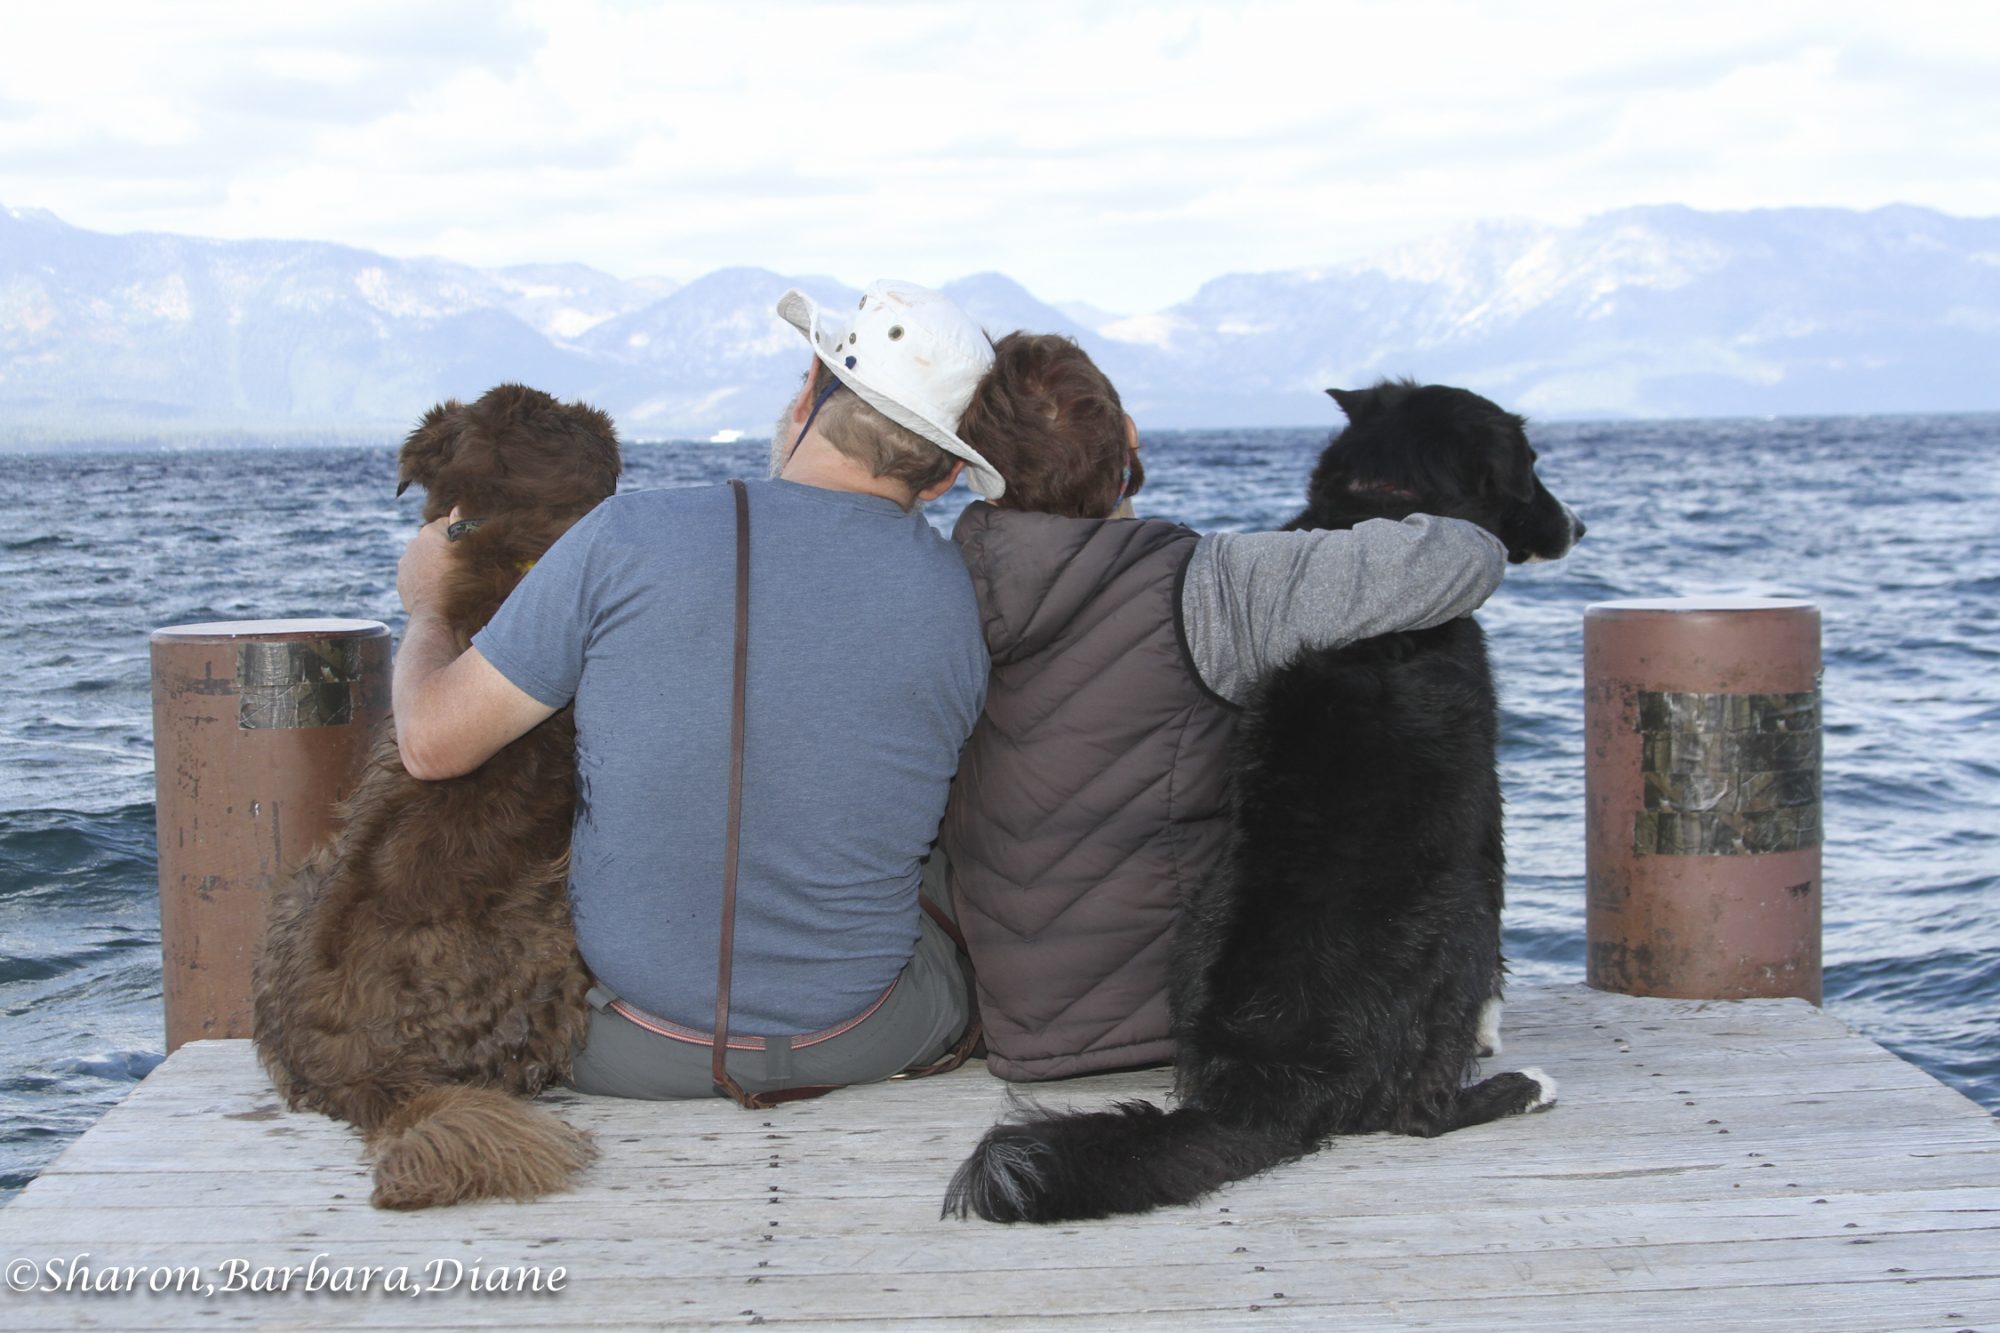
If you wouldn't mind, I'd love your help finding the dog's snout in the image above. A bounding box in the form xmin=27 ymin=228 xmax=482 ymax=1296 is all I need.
xmin=1564 ymin=503 xmax=1586 ymax=544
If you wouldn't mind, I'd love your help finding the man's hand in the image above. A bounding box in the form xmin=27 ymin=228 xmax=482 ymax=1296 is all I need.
xmin=397 ymin=510 xmax=458 ymax=616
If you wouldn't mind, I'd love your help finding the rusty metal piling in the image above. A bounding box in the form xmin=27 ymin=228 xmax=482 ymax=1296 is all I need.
xmin=1584 ymin=597 xmax=1824 ymax=1003
xmin=149 ymin=618 xmax=391 ymax=1050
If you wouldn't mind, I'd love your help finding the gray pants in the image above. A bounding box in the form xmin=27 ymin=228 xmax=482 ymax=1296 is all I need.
xmin=568 ymin=864 xmax=970 ymax=1101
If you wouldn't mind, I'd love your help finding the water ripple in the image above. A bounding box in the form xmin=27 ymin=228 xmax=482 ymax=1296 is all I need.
xmin=2 ymin=414 xmax=1997 ymax=1202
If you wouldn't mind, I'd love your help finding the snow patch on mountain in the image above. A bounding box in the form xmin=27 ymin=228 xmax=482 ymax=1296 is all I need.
xmin=1099 ymin=311 xmax=1190 ymax=349
xmin=3 ymin=201 xmax=1996 ymax=434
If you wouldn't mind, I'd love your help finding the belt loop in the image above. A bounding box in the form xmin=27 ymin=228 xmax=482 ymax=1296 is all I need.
xmin=585 ymin=983 xmax=619 ymax=1013
xmin=765 ymin=1034 xmax=796 ymax=1084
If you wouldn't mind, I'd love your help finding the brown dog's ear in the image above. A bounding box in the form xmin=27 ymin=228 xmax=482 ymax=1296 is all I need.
xmin=396 ymin=400 xmax=464 ymax=499
xmin=565 ymin=403 xmax=623 ymax=503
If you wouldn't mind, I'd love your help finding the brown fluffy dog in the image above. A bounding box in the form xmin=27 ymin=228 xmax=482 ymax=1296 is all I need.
xmin=252 ymin=383 xmax=620 ymax=1210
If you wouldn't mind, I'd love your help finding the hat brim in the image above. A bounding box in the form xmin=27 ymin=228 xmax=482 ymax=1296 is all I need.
xmin=777 ymin=289 xmax=1006 ymax=501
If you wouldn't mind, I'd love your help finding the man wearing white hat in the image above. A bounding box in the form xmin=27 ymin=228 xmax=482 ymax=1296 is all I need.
xmin=392 ymin=280 xmax=996 ymax=1101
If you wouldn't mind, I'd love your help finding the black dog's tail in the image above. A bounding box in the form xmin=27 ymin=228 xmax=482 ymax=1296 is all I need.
xmin=942 ymin=1100 xmax=1302 ymax=1224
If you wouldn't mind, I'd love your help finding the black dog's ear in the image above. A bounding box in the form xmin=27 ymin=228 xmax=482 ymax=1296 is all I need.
xmin=1490 ymin=414 xmax=1539 ymax=503
xmin=1326 ymin=387 xmax=1384 ymax=424
xmin=396 ymin=400 xmax=463 ymax=499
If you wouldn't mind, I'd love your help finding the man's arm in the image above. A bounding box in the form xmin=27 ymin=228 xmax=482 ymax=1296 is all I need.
xmin=393 ymin=621 xmax=555 ymax=780
xmin=394 ymin=515 xmax=558 ymax=780
xmin=1181 ymin=515 xmax=1508 ymax=707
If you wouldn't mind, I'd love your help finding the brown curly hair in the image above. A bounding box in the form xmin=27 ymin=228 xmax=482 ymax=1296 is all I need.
xmin=955 ymin=333 xmax=1144 ymax=518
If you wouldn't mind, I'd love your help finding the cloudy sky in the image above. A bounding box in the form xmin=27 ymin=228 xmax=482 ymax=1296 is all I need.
xmin=3 ymin=0 xmax=1995 ymax=312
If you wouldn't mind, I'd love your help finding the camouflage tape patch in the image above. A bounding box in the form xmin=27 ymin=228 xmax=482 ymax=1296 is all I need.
xmin=236 ymin=639 xmax=363 ymax=730
xmin=1635 ymin=689 xmax=1821 ymax=856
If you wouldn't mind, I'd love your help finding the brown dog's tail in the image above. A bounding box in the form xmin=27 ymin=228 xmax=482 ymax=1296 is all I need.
xmin=365 ymin=1085 xmax=596 ymax=1210
xmin=942 ymin=1100 xmax=1301 ymax=1224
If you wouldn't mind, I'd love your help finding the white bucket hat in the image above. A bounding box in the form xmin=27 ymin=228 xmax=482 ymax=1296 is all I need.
xmin=776 ymin=279 xmax=1005 ymax=500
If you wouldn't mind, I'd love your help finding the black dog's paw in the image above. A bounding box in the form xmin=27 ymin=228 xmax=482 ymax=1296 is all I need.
xmin=1475 ymin=996 xmax=1503 ymax=1058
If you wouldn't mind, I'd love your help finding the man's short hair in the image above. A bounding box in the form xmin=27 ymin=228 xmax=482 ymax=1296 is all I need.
xmin=954 ymin=333 xmax=1144 ymax=519
xmin=812 ymin=363 xmax=961 ymax=495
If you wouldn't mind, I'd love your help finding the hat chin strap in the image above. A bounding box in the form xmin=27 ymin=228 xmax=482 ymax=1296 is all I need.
xmin=785 ymin=377 xmax=844 ymax=467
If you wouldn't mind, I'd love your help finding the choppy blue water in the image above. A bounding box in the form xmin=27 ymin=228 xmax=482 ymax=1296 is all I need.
xmin=2 ymin=415 xmax=1996 ymax=1204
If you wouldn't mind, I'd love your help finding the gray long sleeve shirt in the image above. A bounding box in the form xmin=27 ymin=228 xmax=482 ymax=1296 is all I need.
xmin=1180 ymin=516 xmax=1508 ymax=705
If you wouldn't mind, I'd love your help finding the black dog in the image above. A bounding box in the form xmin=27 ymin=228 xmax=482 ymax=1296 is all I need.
xmin=945 ymin=379 xmax=1584 ymax=1223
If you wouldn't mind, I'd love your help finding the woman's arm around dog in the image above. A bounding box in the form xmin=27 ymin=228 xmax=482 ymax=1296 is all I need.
xmin=1181 ymin=516 xmax=1507 ymax=706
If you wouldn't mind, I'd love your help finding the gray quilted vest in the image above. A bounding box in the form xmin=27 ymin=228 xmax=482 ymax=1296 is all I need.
xmin=943 ymin=503 xmax=1237 ymax=1081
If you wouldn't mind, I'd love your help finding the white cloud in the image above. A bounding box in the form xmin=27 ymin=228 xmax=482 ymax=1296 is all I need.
xmin=2 ymin=0 xmax=1998 ymax=310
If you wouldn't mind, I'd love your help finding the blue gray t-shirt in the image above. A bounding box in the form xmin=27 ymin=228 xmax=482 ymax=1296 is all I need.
xmin=474 ymin=479 xmax=986 ymax=1035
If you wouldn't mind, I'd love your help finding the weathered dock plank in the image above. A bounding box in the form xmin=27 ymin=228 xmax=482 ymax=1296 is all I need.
xmin=1 ymin=984 xmax=1994 ymax=1330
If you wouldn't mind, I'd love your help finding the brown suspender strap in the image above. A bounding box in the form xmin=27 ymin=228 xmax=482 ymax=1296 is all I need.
xmin=711 ymin=481 xmax=841 ymax=1109
xmin=712 ymin=481 xmax=778 ymax=1105
xmin=709 ymin=478 xmax=977 ymax=1110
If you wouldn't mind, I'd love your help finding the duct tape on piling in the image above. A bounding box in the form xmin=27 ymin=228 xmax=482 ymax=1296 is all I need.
xmin=236 ymin=638 xmax=365 ymax=729
xmin=1633 ymin=688 xmax=1822 ymax=855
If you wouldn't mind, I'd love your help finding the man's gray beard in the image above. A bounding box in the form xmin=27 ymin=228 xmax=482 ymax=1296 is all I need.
xmin=767 ymin=406 xmax=795 ymax=479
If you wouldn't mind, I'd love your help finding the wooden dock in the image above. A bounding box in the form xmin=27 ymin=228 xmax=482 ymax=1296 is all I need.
xmin=1 ymin=983 xmax=1995 ymax=1330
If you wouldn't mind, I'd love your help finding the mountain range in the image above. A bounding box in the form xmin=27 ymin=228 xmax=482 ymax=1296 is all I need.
xmin=3 ymin=201 xmax=1996 ymax=442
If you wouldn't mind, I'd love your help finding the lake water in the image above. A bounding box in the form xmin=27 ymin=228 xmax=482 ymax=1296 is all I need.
xmin=2 ymin=412 xmax=1996 ymax=1203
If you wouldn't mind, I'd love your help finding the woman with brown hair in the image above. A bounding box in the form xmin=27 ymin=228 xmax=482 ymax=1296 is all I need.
xmin=942 ymin=332 xmax=1510 ymax=1082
